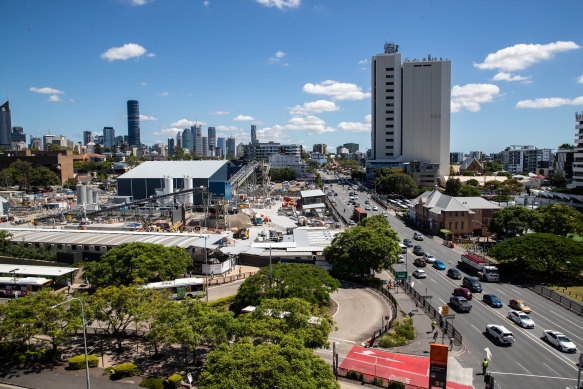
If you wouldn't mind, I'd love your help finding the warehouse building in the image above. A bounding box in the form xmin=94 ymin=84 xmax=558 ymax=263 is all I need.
xmin=116 ymin=160 xmax=235 ymax=201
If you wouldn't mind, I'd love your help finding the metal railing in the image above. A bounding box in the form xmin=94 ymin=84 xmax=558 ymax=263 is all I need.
xmin=529 ymin=284 xmax=583 ymax=317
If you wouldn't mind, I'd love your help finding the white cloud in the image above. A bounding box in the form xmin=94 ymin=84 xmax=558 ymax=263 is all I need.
xmin=273 ymin=115 xmax=335 ymax=134
xmin=140 ymin=114 xmax=157 ymax=121
xmin=288 ymin=100 xmax=339 ymax=115
xmin=203 ymin=0 xmax=209 ymax=5
xmin=337 ymin=114 xmax=371 ymax=133
xmin=125 ymin=0 xmax=152 ymax=5
xmin=216 ymin=125 xmax=240 ymax=132
xmin=233 ymin=114 xmax=255 ymax=121
xmin=577 ymin=75 xmax=583 ymax=84
xmin=68 ymin=98 xmax=75 ymax=103
xmin=146 ymin=53 xmax=156 ymax=58
xmin=474 ymin=41 xmax=580 ymax=72
xmin=268 ymin=50 xmax=286 ymax=64
xmin=29 ymin=86 xmax=65 ymax=95
xmin=153 ymin=128 xmax=182 ymax=137
xmin=255 ymin=0 xmax=300 ymax=10
xmin=159 ymin=91 xmax=169 ymax=97
xmin=101 ymin=43 xmax=150 ymax=62
xmin=48 ymin=95 xmax=61 ymax=102
xmin=492 ymin=72 xmax=531 ymax=83
xmin=140 ymin=81 xmax=148 ymax=86
xmin=257 ymin=126 xmax=292 ymax=142
xmin=170 ymin=118 xmax=197 ymax=127
xmin=451 ymin=83 xmax=501 ymax=112
xmin=210 ymin=110 xmax=230 ymax=115
xmin=358 ymin=59 xmax=368 ymax=65
xmin=303 ymin=80 xmax=370 ymax=101
xmin=516 ymin=96 xmax=583 ymax=109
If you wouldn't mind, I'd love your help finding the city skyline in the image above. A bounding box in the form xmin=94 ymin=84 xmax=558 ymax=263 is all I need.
xmin=2 ymin=1 xmax=583 ymax=153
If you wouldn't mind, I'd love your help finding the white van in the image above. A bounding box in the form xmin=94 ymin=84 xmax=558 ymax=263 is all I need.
xmin=398 ymin=243 xmax=407 ymax=254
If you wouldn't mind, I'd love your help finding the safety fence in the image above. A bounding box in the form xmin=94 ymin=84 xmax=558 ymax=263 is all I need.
xmin=207 ymin=271 xmax=256 ymax=286
xmin=387 ymin=268 xmax=463 ymax=346
xmin=366 ymin=285 xmax=399 ymax=345
xmin=336 ymin=355 xmax=428 ymax=389
xmin=529 ymin=284 xmax=583 ymax=317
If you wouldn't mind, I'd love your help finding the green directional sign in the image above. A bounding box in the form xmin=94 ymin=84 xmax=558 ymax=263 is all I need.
xmin=395 ymin=271 xmax=407 ymax=280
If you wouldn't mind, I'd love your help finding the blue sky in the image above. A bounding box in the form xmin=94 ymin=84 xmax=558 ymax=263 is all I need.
xmin=2 ymin=0 xmax=583 ymax=154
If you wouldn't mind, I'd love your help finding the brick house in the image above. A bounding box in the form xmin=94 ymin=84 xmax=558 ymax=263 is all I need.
xmin=410 ymin=188 xmax=500 ymax=237
xmin=459 ymin=157 xmax=483 ymax=176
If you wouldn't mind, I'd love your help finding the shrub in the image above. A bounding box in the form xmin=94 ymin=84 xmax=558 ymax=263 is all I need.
xmin=139 ymin=377 xmax=165 ymax=389
xmin=68 ymin=354 xmax=99 ymax=370
xmin=113 ymin=362 xmax=139 ymax=378
xmin=0 ymin=341 xmax=27 ymax=361
xmin=388 ymin=380 xmax=405 ymax=389
xmin=378 ymin=333 xmax=407 ymax=347
xmin=372 ymin=376 xmax=384 ymax=386
xmin=167 ymin=374 xmax=182 ymax=388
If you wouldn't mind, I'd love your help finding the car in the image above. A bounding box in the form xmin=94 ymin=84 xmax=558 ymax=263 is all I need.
xmin=397 ymin=255 xmax=405 ymax=263
xmin=365 ymin=200 xmax=370 ymax=204
xmin=413 ymin=245 xmax=425 ymax=256
xmin=403 ymin=239 xmax=413 ymax=247
xmin=433 ymin=260 xmax=446 ymax=270
xmin=423 ymin=253 xmax=436 ymax=263
xmin=508 ymin=310 xmax=535 ymax=328
xmin=413 ymin=257 xmax=427 ymax=267
xmin=348 ymin=220 xmax=356 ymax=226
xmin=447 ymin=268 xmax=462 ymax=280
xmin=449 ymin=296 xmax=472 ymax=312
xmin=413 ymin=232 xmax=424 ymax=241
xmin=373 ymin=206 xmax=378 ymax=211
xmin=486 ymin=324 xmax=515 ymax=345
xmin=453 ymin=287 xmax=472 ymax=300
xmin=543 ymin=330 xmax=577 ymax=353
xmin=462 ymin=276 xmax=482 ymax=293
xmin=364 ymin=206 xmax=371 ymax=211
xmin=509 ymin=299 xmax=531 ymax=313
xmin=482 ymin=294 xmax=503 ymax=308
xmin=382 ymin=212 xmax=388 ymax=216
xmin=412 ymin=269 xmax=426 ymax=278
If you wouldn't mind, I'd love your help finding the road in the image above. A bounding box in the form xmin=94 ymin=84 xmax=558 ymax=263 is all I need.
xmin=323 ymin=171 xmax=583 ymax=389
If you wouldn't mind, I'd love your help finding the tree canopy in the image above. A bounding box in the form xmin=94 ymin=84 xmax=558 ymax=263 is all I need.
xmin=488 ymin=233 xmax=583 ymax=282
xmin=375 ymin=173 xmax=418 ymax=198
xmin=458 ymin=185 xmax=481 ymax=197
xmin=324 ymin=214 xmax=401 ymax=273
xmin=444 ymin=178 xmax=462 ymax=196
xmin=534 ymin=203 xmax=583 ymax=236
xmin=82 ymin=242 xmax=192 ymax=286
xmin=269 ymin=168 xmax=297 ymax=182
xmin=236 ymin=264 xmax=340 ymax=308
xmin=488 ymin=206 xmax=540 ymax=239
xmin=198 ymin=337 xmax=339 ymax=389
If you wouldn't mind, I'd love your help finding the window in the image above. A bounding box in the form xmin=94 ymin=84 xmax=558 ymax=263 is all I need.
xmin=461 ymin=222 xmax=464 ymax=229
xmin=386 ymin=67 xmax=394 ymax=71
xmin=387 ymin=96 xmax=394 ymax=100
xmin=385 ymin=131 xmax=394 ymax=135
xmin=385 ymin=82 xmax=394 ymax=85
xmin=385 ymin=74 xmax=394 ymax=78
xmin=386 ymin=110 xmax=394 ymax=114
xmin=386 ymin=89 xmax=394 ymax=93
xmin=455 ymin=222 xmax=458 ymax=229
xmin=448 ymin=222 xmax=452 ymax=229
xmin=385 ymin=145 xmax=394 ymax=149
xmin=385 ymin=124 xmax=394 ymax=128
xmin=386 ymin=103 xmax=394 ymax=107
xmin=455 ymin=212 xmax=458 ymax=217
xmin=386 ymin=118 xmax=393 ymax=121
xmin=385 ymin=153 xmax=393 ymax=157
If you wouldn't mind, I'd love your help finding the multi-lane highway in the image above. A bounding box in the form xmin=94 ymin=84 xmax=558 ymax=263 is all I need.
xmin=323 ymin=171 xmax=583 ymax=389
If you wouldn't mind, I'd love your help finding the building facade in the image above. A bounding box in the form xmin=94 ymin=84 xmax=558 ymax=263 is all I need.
xmin=11 ymin=126 xmax=26 ymax=146
xmin=343 ymin=143 xmax=358 ymax=153
xmin=216 ymin=137 xmax=226 ymax=158
xmin=368 ymin=43 xmax=451 ymax=177
xmin=83 ymin=130 xmax=92 ymax=146
xmin=313 ymin=144 xmax=327 ymax=154
xmin=226 ymin=137 xmax=236 ymax=157
xmin=103 ymin=127 xmax=115 ymax=149
xmin=251 ymin=125 xmax=258 ymax=144
xmin=574 ymin=112 xmax=583 ymax=187
xmin=0 ymin=101 xmax=12 ymax=149
xmin=502 ymin=145 xmax=553 ymax=174
xmin=555 ymin=148 xmax=575 ymax=180
xmin=182 ymin=128 xmax=193 ymax=151
xmin=193 ymin=125 xmax=202 ymax=155
xmin=208 ymin=127 xmax=216 ymax=156
xmin=127 ymin=100 xmax=141 ymax=147
xmin=242 ymin=142 xmax=302 ymax=162
xmin=268 ymin=153 xmax=306 ymax=175
xmin=167 ymin=137 xmax=175 ymax=157
xmin=450 ymin=152 xmax=464 ymax=164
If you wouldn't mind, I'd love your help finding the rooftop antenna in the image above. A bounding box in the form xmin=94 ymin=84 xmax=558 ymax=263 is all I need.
xmin=384 ymin=42 xmax=398 ymax=54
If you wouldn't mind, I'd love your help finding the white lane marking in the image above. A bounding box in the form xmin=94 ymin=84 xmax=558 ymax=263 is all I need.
xmin=516 ymin=361 xmax=532 ymax=374
xmin=430 ymin=278 xmax=437 ymax=283
xmin=333 ymin=297 xmax=340 ymax=318
xmin=542 ymin=309 xmax=583 ymax=337
xmin=471 ymin=324 xmax=482 ymax=333
xmin=543 ymin=362 xmax=560 ymax=377
xmin=488 ymin=371 xmax=577 ymax=381
xmin=328 ymin=337 xmax=361 ymax=345
xmin=439 ymin=298 xmax=446 ymax=305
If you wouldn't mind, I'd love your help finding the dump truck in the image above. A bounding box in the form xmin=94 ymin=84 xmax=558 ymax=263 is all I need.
xmin=457 ymin=253 xmax=499 ymax=282
xmin=253 ymin=215 xmax=264 ymax=226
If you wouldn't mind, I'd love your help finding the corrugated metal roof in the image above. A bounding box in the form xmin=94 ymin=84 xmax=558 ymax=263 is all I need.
xmin=0 ymin=264 xmax=77 ymax=277
xmin=300 ymin=190 xmax=325 ymax=198
xmin=302 ymin=203 xmax=326 ymax=209
xmin=117 ymin=160 xmax=228 ymax=179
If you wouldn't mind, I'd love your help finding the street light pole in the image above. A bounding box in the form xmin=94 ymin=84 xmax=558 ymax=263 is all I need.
xmin=51 ymin=298 xmax=90 ymax=389
xmin=269 ymin=244 xmax=273 ymax=289
xmin=9 ymin=268 xmax=19 ymax=282
xmin=576 ymin=352 xmax=583 ymax=389
xmin=204 ymin=236 xmax=208 ymax=302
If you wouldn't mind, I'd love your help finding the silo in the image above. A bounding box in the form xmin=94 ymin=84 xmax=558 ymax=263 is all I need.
xmin=184 ymin=176 xmax=193 ymax=205
xmin=77 ymin=184 xmax=87 ymax=205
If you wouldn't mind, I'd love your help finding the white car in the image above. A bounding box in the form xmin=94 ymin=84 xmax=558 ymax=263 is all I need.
xmin=486 ymin=324 xmax=515 ymax=346
xmin=423 ymin=253 xmax=435 ymax=263
xmin=382 ymin=212 xmax=388 ymax=216
xmin=543 ymin=330 xmax=577 ymax=353
xmin=373 ymin=206 xmax=378 ymax=211
xmin=508 ymin=310 xmax=535 ymax=328
xmin=397 ymin=255 xmax=405 ymax=263
xmin=412 ymin=269 xmax=426 ymax=279
xmin=364 ymin=206 xmax=371 ymax=211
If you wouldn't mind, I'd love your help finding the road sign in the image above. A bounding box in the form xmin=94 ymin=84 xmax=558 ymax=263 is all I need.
xmin=395 ymin=271 xmax=407 ymax=280
xmin=441 ymin=305 xmax=449 ymax=315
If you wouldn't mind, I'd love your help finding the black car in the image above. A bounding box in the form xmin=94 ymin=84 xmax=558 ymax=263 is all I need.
xmin=403 ymin=239 xmax=413 ymax=247
xmin=450 ymin=296 xmax=472 ymax=312
xmin=447 ymin=268 xmax=462 ymax=280
xmin=413 ymin=245 xmax=425 ymax=256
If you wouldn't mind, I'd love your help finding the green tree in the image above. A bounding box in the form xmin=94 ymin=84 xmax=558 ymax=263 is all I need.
xmin=198 ymin=337 xmax=339 ymax=389
xmin=237 ymin=298 xmax=334 ymax=348
xmin=444 ymin=177 xmax=462 ymax=196
xmin=488 ymin=233 xmax=583 ymax=282
xmin=483 ymin=180 xmax=501 ymax=193
xmin=82 ymin=242 xmax=192 ymax=286
xmin=534 ymin=203 xmax=583 ymax=236
xmin=269 ymin=168 xmax=297 ymax=182
xmin=482 ymin=160 xmax=503 ymax=175
xmin=0 ymin=230 xmax=12 ymax=252
xmin=236 ymin=264 xmax=340 ymax=308
xmin=467 ymin=179 xmax=479 ymax=187
xmin=376 ymin=173 xmax=418 ymax=198
xmin=46 ymin=143 xmax=68 ymax=152
xmin=558 ymin=143 xmax=575 ymax=150
xmin=9 ymin=160 xmax=33 ymax=188
xmin=458 ymin=185 xmax=481 ymax=197
xmin=550 ymin=172 xmax=568 ymax=188
xmin=324 ymin=214 xmax=401 ymax=274
xmin=29 ymin=166 xmax=60 ymax=187
xmin=487 ymin=206 xmax=540 ymax=239
xmin=93 ymin=144 xmax=103 ymax=155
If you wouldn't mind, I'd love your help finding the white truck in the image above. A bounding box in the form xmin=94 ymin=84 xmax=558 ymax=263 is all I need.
xmin=458 ymin=253 xmax=499 ymax=282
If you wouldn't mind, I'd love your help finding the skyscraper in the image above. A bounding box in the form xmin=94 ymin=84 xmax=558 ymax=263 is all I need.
xmin=202 ymin=136 xmax=209 ymax=157
xmin=83 ymin=130 xmax=92 ymax=146
xmin=369 ymin=43 xmax=451 ymax=176
xmin=127 ymin=100 xmax=141 ymax=147
xmin=182 ymin=128 xmax=193 ymax=151
xmin=216 ymin=137 xmax=226 ymax=158
xmin=251 ymin=124 xmax=257 ymax=144
xmin=11 ymin=127 xmax=26 ymax=144
xmin=193 ymin=124 xmax=202 ymax=155
xmin=168 ymin=137 xmax=175 ymax=157
xmin=208 ymin=127 xmax=216 ymax=156
xmin=0 ymin=101 xmax=12 ymax=148
xmin=43 ymin=133 xmax=55 ymax=151
xmin=226 ymin=137 xmax=236 ymax=157
xmin=103 ymin=127 xmax=115 ymax=149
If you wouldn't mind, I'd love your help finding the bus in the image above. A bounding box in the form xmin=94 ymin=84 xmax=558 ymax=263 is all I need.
xmin=0 ymin=277 xmax=53 ymax=298
xmin=141 ymin=278 xmax=205 ymax=300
